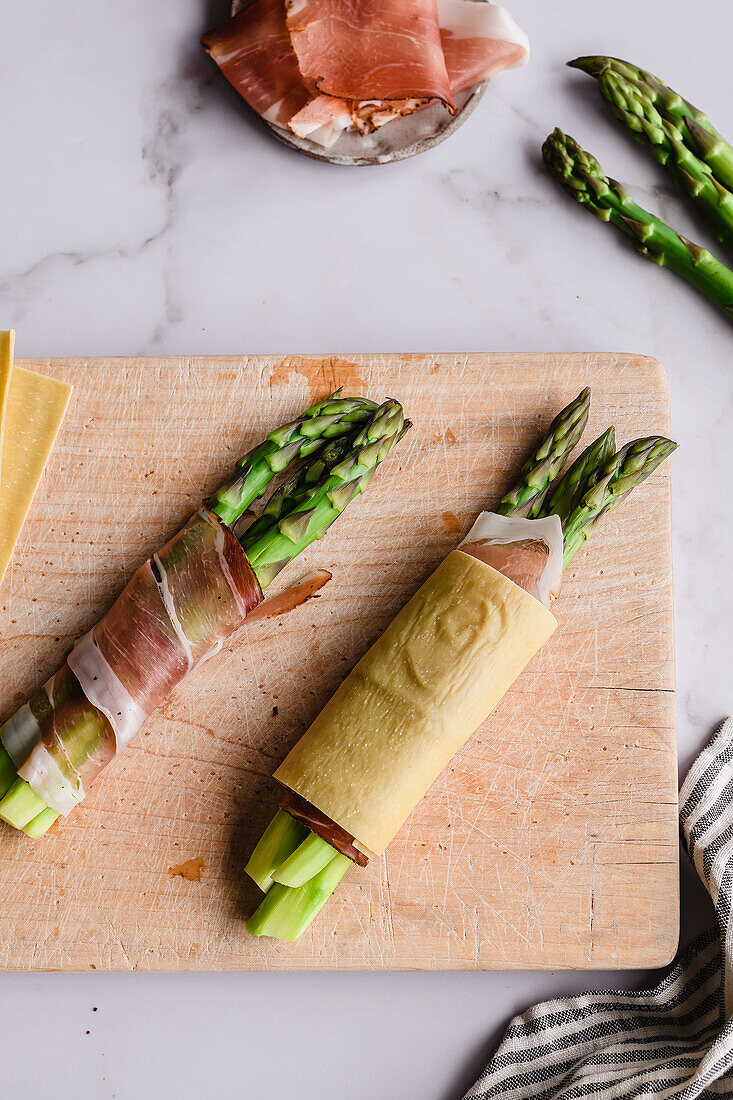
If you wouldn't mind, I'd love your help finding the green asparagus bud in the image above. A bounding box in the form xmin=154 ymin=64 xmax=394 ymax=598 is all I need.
xmin=563 ymin=435 xmax=678 ymax=565
xmin=498 ymin=389 xmax=590 ymax=518
xmin=244 ymin=401 xmax=409 ymax=588
xmin=208 ymin=391 xmax=378 ymax=528
xmin=543 ymin=128 xmax=733 ymax=317
xmin=240 ymin=434 xmax=355 ymax=549
xmin=569 ymin=56 xmax=733 ymax=192
xmin=544 ymin=426 xmax=616 ymax=524
xmin=592 ymin=69 xmax=733 ymax=248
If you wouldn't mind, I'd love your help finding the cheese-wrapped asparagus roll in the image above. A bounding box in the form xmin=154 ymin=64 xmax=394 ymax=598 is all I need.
xmin=275 ymin=529 xmax=559 ymax=859
xmin=0 ymin=395 xmax=409 ymax=836
xmin=245 ymin=390 xmax=678 ymax=941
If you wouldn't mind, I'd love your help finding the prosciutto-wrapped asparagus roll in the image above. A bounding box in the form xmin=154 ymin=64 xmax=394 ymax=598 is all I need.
xmin=0 ymin=393 xmax=409 ymax=838
xmin=244 ymin=390 xmax=677 ymax=941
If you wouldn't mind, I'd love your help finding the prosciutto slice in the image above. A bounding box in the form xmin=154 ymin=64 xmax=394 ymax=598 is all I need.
xmin=90 ymin=508 xmax=261 ymax=718
xmin=201 ymin=0 xmax=311 ymax=127
xmin=459 ymin=513 xmax=563 ymax=607
xmin=438 ymin=0 xmax=529 ymax=95
xmin=3 ymin=668 xmax=116 ymax=814
xmin=203 ymin=0 xmax=529 ymax=149
xmin=287 ymin=94 xmax=353 ymax=146
xmin=279 ymin=789 xmax=369 ymax=866
xmin=286 ymin=0 xmax=455 ymax=109
xmin=1 ymin=508 xmax=263 ymax=814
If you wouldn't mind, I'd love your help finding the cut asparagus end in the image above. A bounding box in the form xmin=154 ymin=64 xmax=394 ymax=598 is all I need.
xmin=22 ymin=807 xmax=60 ymax=838
xmin=0 ymin=744 xmax=18 ymax=800
xmin=246 ymin=852 xmax=352 ymax=941
xmin=0 ymin=778 xmax=49 ymax=830
xmin=245 ymin=810 xmax=308 ymax=892
xmin=271 ymin=831 xmax=338 ymax=888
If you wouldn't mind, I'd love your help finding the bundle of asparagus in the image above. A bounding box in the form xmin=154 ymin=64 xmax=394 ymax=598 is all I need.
xmin=243 ymin=390 xmax=676 ymax=941
xmin=544 ymin=56 xmax=733 ymax=316
xmin=0 ymin=392 xmax=409 ymax=839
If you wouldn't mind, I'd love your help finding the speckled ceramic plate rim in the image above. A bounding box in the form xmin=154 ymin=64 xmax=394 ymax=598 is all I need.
xmin=230 ymin=0 xmax=488 ymax=166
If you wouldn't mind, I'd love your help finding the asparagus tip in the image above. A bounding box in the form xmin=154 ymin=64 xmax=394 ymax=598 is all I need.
xmin=567 ymin=55 xmax=606 ymax=75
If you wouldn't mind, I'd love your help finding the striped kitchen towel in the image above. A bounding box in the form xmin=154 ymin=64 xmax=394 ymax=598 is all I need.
xmin=465 ymin=718 xmax=733 ymax=1099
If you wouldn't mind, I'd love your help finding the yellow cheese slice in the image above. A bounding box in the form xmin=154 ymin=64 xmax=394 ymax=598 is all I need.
xmin=0 ymin=365 xmax=72 ymax=585
xmin=0 ymin=331 xmax=15 ymax=483
xmin=275 ymin=550 xmax=558 ymax=856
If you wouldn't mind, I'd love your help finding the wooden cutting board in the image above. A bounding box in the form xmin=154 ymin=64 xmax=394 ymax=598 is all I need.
xmin=0 ymin=353 xmax=678 ymax=972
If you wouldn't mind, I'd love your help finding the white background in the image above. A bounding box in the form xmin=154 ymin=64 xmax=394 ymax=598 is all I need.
xmin=1 ymin=0 xmax=731 ymax=1096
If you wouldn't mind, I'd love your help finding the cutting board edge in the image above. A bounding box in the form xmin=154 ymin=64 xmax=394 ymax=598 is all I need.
xmin=0 ymin=353 xmax=679 ymax=972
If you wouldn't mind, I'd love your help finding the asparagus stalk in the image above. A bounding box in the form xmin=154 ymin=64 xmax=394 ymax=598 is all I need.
xmin=0 ymin=780 xmax=47 ymax=830
xmin=497 ymin=388 xmax=590 ymax=517
xmin=0 ymin=706 xmax=59 ymax=840
xmin=562 ymin=436 xmax=678 ymax=566
xmin=246 ymin=851 xmax=352 ymax=941
xmin=245 ymin=810 xmax=308 ymax=892
xmin=208 ymin=392 xmax=378 ymax=528
xmin=244 ymin=401 xmax=409 ymax=589
xmin=570 ymin=56 xmax=733 ymax=193
xmin=577 ymin=67 xmax=733 ymax=248
xmin=271 ymin=832 xmax=339 ymax=888
xmin=22 ymin=807 xmax=60 ymax=839
xmin=502 ymin=396 xmax=676 ymax=558
xmin=543 ymin=426 xmax=616 ymax=524
xmin=240 ymin=434 xmax=355 ymax=547
xmin=542 ymin=128 xmax=733 ymax=317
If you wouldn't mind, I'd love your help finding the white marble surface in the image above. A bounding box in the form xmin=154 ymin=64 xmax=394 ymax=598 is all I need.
xmin=1 ymin=0 xmax=731 ymax=1096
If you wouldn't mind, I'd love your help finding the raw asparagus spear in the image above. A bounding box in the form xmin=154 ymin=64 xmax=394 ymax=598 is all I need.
xmin=240 ymin=434 xmax=355 ymax=547
xmin=208 ymin=392 xmax=378 ymax=528
xmin=497 ymin=388 xmax=590 ymax=517
xmin=570 ymin=56 xmax=733 ymax=193
xmin=271 ymin=833 xmax=339 ymax=888
xmin=577 ymin=67 xmax=733 ymax=248
xmin=244 ymin=401 xmax=409 ymax=589
xmin=542 ymin=128 xmax=733 ymax=317
xmin=22 ymin=807 xmax=59 ymax=839
xmin=562 ymin=436 xmax=678 ymax=566
xmin=245 ymin=811 xmax=309 ymax=892
xmin=246 ymin=851 xmax=352 ymax=941
xmin=0 ymin=780 xmax=47 ymax=830
xmin=543 ymin=426 xmax=616 ymax=524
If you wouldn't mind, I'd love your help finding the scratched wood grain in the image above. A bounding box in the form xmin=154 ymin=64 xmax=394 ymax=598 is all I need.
xmin=0 ymin=354 xmax=678 ymax=971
